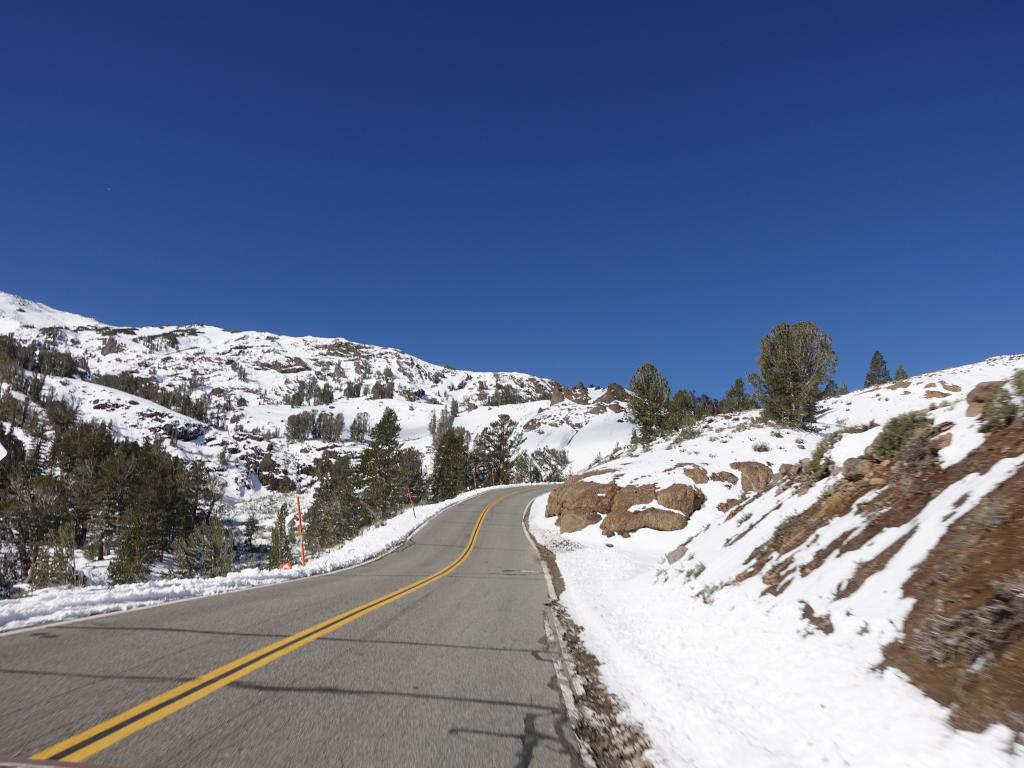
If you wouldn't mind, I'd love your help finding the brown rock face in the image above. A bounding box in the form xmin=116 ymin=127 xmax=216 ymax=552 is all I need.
xmin=546 ymin=480 xmax=617 ymax=533
xmin=600 ymin=505 xmax=689 ymax=536
xmin=665 ymin=543 xmax=688 ymax=565
xmin=779 ymin=463 xmax=799 ymax=477
xmin=966 ymin=381 xmax=1005 ymax=417
xmin=842 ymin=457 xmax=874 ymax=482
xmin=547 ymin=477 xmax=703 ymax=536
xmin=656 ymin=484 xmax=706 ymax=516
xmin=729 ymin=461 xmax=774 ymax=492
xmin=711 ymin=471 xmax=739 ymax=485
xmin=681 ymin=464 xmax=709 ymax=484
xmin=595 ymin=383 xmax=628 ymax=404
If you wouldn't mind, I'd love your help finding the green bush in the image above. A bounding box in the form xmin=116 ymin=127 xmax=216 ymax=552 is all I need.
xmin=868 ymin=412 xmax=931 ymax=460
xmin=806 ymin=434 xmax=839 ymax=481
xmin=1011 ymin=370 xmax=1024 ymax=398
xmin=981 ymin=387 xmax=1018 ymax=432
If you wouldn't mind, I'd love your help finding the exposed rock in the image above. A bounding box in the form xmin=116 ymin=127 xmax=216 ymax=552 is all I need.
xmin=595 ymin=383 xmax=628 ymax=404
xmin=711 ymin=471 xmax=739 ymax=485
xmin=842 ymin=457 xmax=874 ymax=482
xmin=656 ymin=484 xmax=705 ymax=517
xmin=729 ymin=461 xmax=774 ymax=492
xmin=100 ymin=336 xmax=122 ymax=356
xmin=257 ymin=451 xmax=295 ymax=492
xmin=779 ymin=463 xmax=799 ymax=477
xmin=925 ymin=390 xmax=949 ymax=399
xmin=600 ymin=505 xmax=689 ymax=537
xmin=966 ymin=381 xmax=1005 ymax=417
xmin=607 ymin=402 xmax=624 ymax=414
xmin=933 ymin=432 xmax=953 ymax=450
xmin=547 ymin=478 xmax=702 ymax=537
xmin=665 ymin=543 xmax=687 ymax=565
xmin=680 ymin=464 xmax=709 ymax=484
xmin=546 ymin=480 xmax=617 ymax=533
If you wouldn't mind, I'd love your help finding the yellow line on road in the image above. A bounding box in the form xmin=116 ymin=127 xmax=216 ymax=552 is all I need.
xmin=33 ymin=490 xmax=521 ymax=764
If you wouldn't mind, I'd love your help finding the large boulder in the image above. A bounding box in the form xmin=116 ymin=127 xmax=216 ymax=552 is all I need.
xmin=966 ymin=381 xmax=1005 ymax=417
xmin=595 ymin=383 xmax=629 ymax=404
xmin=601 ymin=505 xmax=689 ymax=536
xmin=656 ymin=484 xmax=706 ymax=516
xmin=711 ymin=470 xmax=739 ymax=485
xmin=547 ymin=478 xmax=703 ymax=536
xmin=546 ymin=480 xmax=617 ymax=533
xmin=680 ymin=464 xmax=709 ymax=484
xmin=842 ymin=457 xmax=874 ymax=482
xmin=729 ymin=461 xmax=774 ymax=492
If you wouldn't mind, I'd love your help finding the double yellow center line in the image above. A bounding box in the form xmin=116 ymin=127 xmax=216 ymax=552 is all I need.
xmin=34 ymin=490 xmax=519 ymax=764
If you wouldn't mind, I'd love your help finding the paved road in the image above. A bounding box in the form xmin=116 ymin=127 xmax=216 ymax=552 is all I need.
xmin=0 ymin=486 xmax=579 ymax=767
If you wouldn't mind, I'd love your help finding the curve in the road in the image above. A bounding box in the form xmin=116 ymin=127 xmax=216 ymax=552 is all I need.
xmin=32 ymin=490 xmax=520 ymax=764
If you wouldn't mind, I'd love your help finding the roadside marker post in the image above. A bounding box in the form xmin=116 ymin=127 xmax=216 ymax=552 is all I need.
xmin=406 ymin=487 xmax=417 ymax=519
xmin=295 ymin=495 xmax=306 ymax=567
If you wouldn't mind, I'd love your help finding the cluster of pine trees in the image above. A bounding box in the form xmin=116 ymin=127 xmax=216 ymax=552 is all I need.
xmin=285 ymin=410 xmax=346 ymax=442
xmin=303 ymin=407 xmax=568 ymax=556
xmin=627 ymin=324 xmax=914 ymax=437
xmin=93 ymin=371 xmax=212 ymax=422
xmin=0 ymin=415 xmax=224 ymax=595
xmin=627 ymin=364 xmax=759 ymax=444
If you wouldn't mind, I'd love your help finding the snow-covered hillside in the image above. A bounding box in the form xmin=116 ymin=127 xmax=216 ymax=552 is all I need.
xmin=532 ymin=354 xmax=1024 ymax=768
xmin=0 ymin=290 xmax=632 ymax=494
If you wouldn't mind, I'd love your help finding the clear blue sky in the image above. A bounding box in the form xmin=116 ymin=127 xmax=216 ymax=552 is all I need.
xmin=2 ymin=3 xmax=1021 ymax=395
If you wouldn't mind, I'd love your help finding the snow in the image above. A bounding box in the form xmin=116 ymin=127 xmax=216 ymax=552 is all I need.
xmin=0 ymin=486 xmax=511 ymax=633
xmin=527 ymin=354 xmax=1024 ymax=768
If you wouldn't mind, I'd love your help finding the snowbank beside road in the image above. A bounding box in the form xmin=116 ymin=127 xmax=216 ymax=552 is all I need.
xmin=0 ymin=486 xmax=515 ymax=633
xmin=529 ymin=491 xmax=1024 ymax=768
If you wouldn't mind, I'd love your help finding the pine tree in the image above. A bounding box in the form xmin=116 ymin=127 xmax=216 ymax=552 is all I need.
xmin=864 ymin=351 xmax=892 ymax=387
xmin=266 ymin=505 xmax=291 ymax=568
xmin=305 ymin=455 xmax=367 ymax=552
xmin=431 ymin=427 xmax=471 ymax=501
xmin=471 ymin=415 xmax=525 ymax=486
xmin=358 ymin=408 xmax=405 ymax=520
xmin=749 ymin=321 xmax=837 ymax=427
xmin=108 ymin=506 xmax=156 ymax=584
xmin=170 ymin=518 xmax=235 ymax=578
xmin=719 ymin=378 xmax=757 ymax=413
xmin=627 ymin=363 xmax=671 ymax=444
xmin=894 ymin=363 xmax=909 ymax=381
xmin=243 ymin=511 xmax=259 ymax=550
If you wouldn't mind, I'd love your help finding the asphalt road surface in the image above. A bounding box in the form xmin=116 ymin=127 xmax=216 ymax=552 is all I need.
xmin=0 ymin=486 xmax=580 ymax=767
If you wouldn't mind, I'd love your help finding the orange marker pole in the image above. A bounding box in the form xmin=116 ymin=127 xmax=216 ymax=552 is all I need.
xmin=406 ymin=487 xmax=417 ymax=519
xmin=296 ymin=495 xmax=306 ymax=567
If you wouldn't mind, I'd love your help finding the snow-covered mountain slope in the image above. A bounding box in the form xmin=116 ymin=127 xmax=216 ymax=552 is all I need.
xmin=533 ymin=354 xmax=1024 ymax=768
xmin=0 ymin=290 xmax=632 ymax=493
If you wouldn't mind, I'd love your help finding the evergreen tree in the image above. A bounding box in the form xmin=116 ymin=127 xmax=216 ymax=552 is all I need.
xmin=305 ymin=455 xmax=367 ymax=552
xmin=108 ymin=506 xmax=156 ymax=584
xmin=358 ymin=408 xmax=405 ymax=519
xmin=349 ymin=412 xmax=371 ymax=443
xmin=266 ymin=505 xmax=291 ymax=568
xmin=749 ymin=321 xmax=837 ymax=427
xmin=471 ymin=415 xmax=525 ymax=485
xmin=627 ymin=363 xmax=671 ymax=443
xmin=169 ymin=518 xmax=235 ymax=578
xmin=864 ymin=351 xmax=892 ymax=387
xmin=719 ymin=378 xmax=757 ymax=413
xmin=399 ymin=447 xmax=426 ymax=503
xmin=894 ymin=363 xmax=909 ymax=381
xmin=431 ymin=427 xmax=471 ymax=501
xmin=243 ymin=511 xmax=259 ymax=550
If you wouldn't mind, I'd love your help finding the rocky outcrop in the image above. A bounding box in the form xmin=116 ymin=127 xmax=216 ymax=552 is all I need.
xmin=257 ymin=451 xmax=295 ymax=492
xmin=966 ymin=381 xmax=1005 ymax=417
xmin=547 ymin=477 xmax=704 ymax=536
xmin=595 ymin=383 xmax=628 ymax=404
xmin=842 ymin=457 xmax=874 ymax=482
xmin=600 ymin=505 xmax=689 ymax=536
xmin=546 ymin=480 xmax=617 ymax=533
xmin=711 ymin=471 xmax=739 ymax=485
xmin=729 ymin=461 xmax=774 ymax=492
xmin=680 ymin=464 xmax=709 ymax=484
